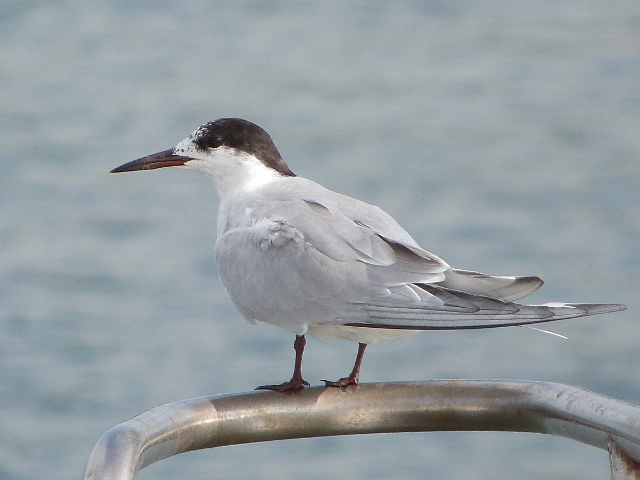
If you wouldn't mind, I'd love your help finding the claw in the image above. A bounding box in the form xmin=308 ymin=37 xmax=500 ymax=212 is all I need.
xmin=256 ymin=378 xmax=310 ymax=392
xmin=322 ymin=376 xmax=358 ymax=388
xmin=323 ymin=343 xmax=367 ymax=388
xmin=255 ymin=335 xmax=309 ymax=393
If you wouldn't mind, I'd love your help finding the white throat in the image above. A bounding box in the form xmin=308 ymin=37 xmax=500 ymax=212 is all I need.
xmin=177 ymin=144 xmax=282 ymax=199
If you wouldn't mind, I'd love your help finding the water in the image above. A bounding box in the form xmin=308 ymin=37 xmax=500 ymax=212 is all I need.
xmin=1 ymin=1 xmax=639 ymax=478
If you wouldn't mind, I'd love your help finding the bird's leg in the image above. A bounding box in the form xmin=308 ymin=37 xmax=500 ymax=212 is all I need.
xmin=256 ymin=334 xmax=310 ymax=392
xmin=323 ymin=343 xmax=367 ymax=387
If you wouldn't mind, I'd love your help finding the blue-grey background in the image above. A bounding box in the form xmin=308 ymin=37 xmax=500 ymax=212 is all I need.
xmin=1 ymin=1 xmax=639 ymax=479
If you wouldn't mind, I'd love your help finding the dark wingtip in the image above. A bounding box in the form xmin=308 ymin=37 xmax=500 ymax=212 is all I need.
xmin=579 ymin=303 xmax=627 ymax=315
xmin=548 ymin=302 xmax=627 ymax=316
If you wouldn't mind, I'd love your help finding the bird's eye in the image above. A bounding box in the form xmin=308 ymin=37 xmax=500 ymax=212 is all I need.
xmin=212 ymin=135 xmax=223 ymax=148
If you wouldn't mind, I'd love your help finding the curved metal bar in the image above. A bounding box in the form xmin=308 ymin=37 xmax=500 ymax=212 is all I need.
xmin=84 ymin=381 xmax=640 ymax=480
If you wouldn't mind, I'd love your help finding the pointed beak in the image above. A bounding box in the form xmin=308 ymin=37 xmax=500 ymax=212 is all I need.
xmin=110 ymin=149 xmax=195 ymax=173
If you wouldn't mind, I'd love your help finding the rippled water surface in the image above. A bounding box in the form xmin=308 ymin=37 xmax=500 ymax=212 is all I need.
xmin=1 ymin=1 xmax=639 ymax=479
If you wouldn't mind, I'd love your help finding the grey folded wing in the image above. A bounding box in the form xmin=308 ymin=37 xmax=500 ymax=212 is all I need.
xmin=239 ymin=179 xmax=626 ymax=330
xmin=344 ymin=282 xmax=626 ymax=330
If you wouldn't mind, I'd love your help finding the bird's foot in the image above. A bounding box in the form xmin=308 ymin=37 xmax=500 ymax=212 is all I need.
xmin=322 ymin=375 xmax=359 ymax=388
xmin=256 ymin=377 xmax=310 ymax=392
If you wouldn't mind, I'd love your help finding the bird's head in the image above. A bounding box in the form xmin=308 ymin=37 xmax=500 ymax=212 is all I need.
xmin=111 ymin=118 xmax=295 ymax=196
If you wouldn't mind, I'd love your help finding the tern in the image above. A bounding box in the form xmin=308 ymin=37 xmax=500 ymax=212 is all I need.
xmin=112 ymin=118 xmax=626 ymax=392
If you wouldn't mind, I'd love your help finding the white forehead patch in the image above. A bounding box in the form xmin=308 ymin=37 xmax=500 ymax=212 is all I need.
xmin=173 ymin=136 xmax=199 ymax=156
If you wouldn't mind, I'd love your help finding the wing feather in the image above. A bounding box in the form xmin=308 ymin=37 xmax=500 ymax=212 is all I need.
xmin=341 ymin=283 xmax=626 ymax=330
xmin=437 ymin=268 xmax=544 ymax=301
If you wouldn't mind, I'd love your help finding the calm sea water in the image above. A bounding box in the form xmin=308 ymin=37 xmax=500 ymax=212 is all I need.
xmin=1 ymin=1 xmax=639 ymax=479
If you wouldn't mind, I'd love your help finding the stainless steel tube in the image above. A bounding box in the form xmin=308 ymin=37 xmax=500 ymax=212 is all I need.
xmin=84 ymin=381 xmax=640 ymax=480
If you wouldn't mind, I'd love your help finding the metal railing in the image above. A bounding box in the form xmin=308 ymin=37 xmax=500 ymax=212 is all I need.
xmin=83 ymin=380 xmax=640 ymax=479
